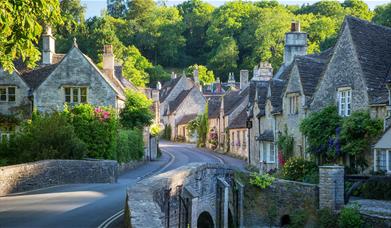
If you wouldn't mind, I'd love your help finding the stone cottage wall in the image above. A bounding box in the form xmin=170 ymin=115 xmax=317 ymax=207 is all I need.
xmin=0 ymin=159 xmax=118 ymax=196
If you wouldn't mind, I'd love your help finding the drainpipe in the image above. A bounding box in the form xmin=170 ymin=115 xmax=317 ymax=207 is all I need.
xmin=274 ymin=115 xmax=278 ymax=169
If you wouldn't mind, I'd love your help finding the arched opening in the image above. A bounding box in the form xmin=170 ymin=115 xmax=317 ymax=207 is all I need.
xmin=280 ymin=215 xmax=291 ymax=227
xmin=197 ymin=211 xmax=214 ymax=228
xmin=228 ymin=209 xmax=235 ymax=228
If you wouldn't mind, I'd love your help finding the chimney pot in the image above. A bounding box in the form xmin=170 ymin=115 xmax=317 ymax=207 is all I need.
xmin=42 ymin=25 xmax=55 ymax=65
xmin=291 ymin=21 xmax=301 ymax=32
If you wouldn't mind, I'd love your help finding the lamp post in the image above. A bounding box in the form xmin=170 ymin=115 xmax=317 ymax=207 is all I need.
xmin=246 ymin=109 xmax=253 ymax=165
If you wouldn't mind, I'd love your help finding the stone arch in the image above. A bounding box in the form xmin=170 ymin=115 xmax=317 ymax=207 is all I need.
xmin=280 ymin=214 xmax=291 ymax=227
xmin=197 ymin=211 xmax=214 ymax=228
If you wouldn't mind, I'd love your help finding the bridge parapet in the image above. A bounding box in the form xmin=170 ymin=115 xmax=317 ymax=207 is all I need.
xmin=125 ymin=163 xmax=242 ymax=228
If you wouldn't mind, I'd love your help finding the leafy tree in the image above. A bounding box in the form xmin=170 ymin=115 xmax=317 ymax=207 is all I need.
xmin=147 ymin=65 xmax=171 ymax=88
xmin=108 ymin=0 xmax=127 ymax=18
xmin=343 ymin=0 xmax=373 ymax=20
xmin=297 ymin=0 xmax=345 ymax=18
xmin=178 ymin=0 xmax=214 ymax=65
xmin=196 ymin=103 xmax=208 ymax=147
xmin=373 ymin=3 xmax=391 ymax=27
xmin=120 ymin=90 xmax=153 ymax=129
xmin=0 ymin=0 xmax=62 ymax=71
xmin=208 ymin=37 xmax=239 ymax=80
xmin=122 ymin=46 xmax=153 ymax=87
xmin=186 ymin=64 xmax=215 ymax=85
xmin=127 ymin=0 xmax=156 ymax=20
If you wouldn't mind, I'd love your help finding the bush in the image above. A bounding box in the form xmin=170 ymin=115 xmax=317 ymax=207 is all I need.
xmin=162 ymin=124 xmax=172 ymax=140
xmin=282 ymin=157 xmax=318 ymax=183
xmin=338 ymin=205 xmax=363 ymax=228
xmin=0 ymin=112 xmax=86 ymax=165
xmin=249 ymin=172 xmax=275 ymax=189
xmin=318 ymin=208 xmax=338 ymax=228
xmin=359 ymin=179 xmax=391 ymax=200
xmin=116 ymin=129 xmax=144 ymax=163
xmin=149 ymin=123 xmax=161 ymax=137
xmin=290 ymin=210 xmax=309 ymax=228
xmin=66 ymin=104 xmax=118 ymax=160
xmin=120 ymin=90 xmax=153 ymax=129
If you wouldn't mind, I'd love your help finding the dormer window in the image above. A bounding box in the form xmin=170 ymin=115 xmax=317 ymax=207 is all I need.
xmin=338 ymin=88 xmax=351 ymax=117
xmin=288 ymin=94 xmax=299 ymax=115
xmin=0 ymin=87 xmax=16 ymax=102
xmin=64 ymin=87 xmax=87 ymax=104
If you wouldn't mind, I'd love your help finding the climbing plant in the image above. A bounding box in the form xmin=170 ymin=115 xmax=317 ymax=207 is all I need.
xmin=196 ymin=102 xmax=209 ymax=147
xmin=277 ymin=126 xmax=294 ymax=165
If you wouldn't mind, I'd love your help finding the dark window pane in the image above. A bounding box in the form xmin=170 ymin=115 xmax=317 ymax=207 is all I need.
xmin=8 ymin=95 xmax=15 ymax=102
xmin=8 ymin=87 xmax=15 ymax=95
xmin=72 ymin=88 xmax=79 ymax=103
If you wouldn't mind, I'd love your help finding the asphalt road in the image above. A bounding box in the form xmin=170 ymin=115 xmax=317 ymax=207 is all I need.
xmin=0 ymin=141 xmax=246 ymax=228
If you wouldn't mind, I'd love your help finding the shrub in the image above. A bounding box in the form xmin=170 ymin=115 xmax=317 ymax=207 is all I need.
xmin=162 ymin=124 xmax=172 ymax=140
xmin=65 ymin=104 xmax=118 ymax=160
xmin=0 ymin=112 xmax=86 ymax=165
xmin=290 ymin=210 xmax=309 ymax=228
xmin=149 ymin=123 xmax=161 ymax=137
xmin=318 ymin=208 xmax=338 ymax=228
xmin=249 ymin=172 xmax=275 ymax=189
xmin=359 ymin=179 xmax=391 ymax=200
xmin=282 ymin=157 xmax=318 ymax=183
xmin=338 ymin=205 xmax=363 ymax=228
xmin=116 ymin=129 xmax=144 ymax=163
xmin=120 ymin=90 xmax=153 ymax=129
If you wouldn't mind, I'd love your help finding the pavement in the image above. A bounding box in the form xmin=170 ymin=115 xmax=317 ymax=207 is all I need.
xmin=0 ymin=141 xmax=246 ymax=228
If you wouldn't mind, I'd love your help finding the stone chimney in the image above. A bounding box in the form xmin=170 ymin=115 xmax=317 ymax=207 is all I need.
xmin=42 ymin=25 xmax=55 ymax=65
xmin=240 ymin=70 xmax=249 ymax=90
xmin=193 ymin=67 xmax=199 ymax=85
xmin=171 ymin=72 xmax=177 ymax=79
xmin=228 ymin=72 xmax=236 ymax=85
xmin=156 ymin=81 xmax=162 ymax=90
xmin=253 ymin=62 xmax=273 ymax=81
xmin=103 ymin=45 xmax=115 ymax=78
xmin=284 ymin=21 xmax=307 ymax=67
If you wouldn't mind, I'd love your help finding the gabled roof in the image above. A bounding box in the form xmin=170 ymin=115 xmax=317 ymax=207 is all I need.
xmin=228 ymin=109 xmax=247 ymax=129
xmin=224 ymin=87 xmax=249 ymax=116
xmin=177 ymin=114 xmax=198 ymax=125
xmin=20 ymin=64 xmax=58 ymax=90
xmin=168 ymin=89 xmax=192 ymax=114
xmin=160 ymin=77 xmax=182 ymax=102
xmin=269 ymin=79 xmax=285 ymax=114
xmin=207 ymin=96 xmax=221 ymax=118
xmin=345 ymin=16 xmax=391 ymax=105
xmin=248 ymin=81 xmax=268 ymax=118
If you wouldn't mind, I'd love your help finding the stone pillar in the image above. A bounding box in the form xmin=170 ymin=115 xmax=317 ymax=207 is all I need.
xmin=217 ymin=177 xmax=229 ymax=228
xmin=319 ymin=166 xmax=344 ymax=210
xmin=236 ymin=180 xmax=244 ymax=227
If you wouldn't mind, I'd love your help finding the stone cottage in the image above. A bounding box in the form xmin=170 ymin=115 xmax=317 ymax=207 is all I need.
xmin=159 ymin=71 xmax=206 ymax=141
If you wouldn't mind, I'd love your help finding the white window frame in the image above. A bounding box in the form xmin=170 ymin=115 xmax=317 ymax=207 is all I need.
xmin=375 ymin=149 xmax=391 ymax=173
xmin=260 ymin=142 xmax=275 ymax=163
xmin=338 ymin=88 xmax=351 ymax=117
xmin=288 ymin=94 xmax=299 ymax=115
xmin=0 ymin=86 xmax=16 ymax=103
xmin=64 ymin=87 xmax=88 ymax=104
xmin=0 ymin=126 xmax=14 ymax=142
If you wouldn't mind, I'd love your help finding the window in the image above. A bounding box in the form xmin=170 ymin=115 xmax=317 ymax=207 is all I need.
xmin=338 ymin=89 xmax=351 ymax=116
xmin=236 ymin=131 xmax=241 ymax=147
xmin=376 ymin=149 xmax=391 ymax=172
xmin=260 ymin=142 xmax=275 ymax=163
xmin=1 ymin=126 xmax=14 ymax=142
xmin=231 ymin=132 xmax=234 ymax=146
xmin=288 ymin=95 xmax=299 ymax=114
xmin=0 ymin=87 xmax=16 ymax=102
xmin=242 ymin=130 xmax=246 ymax=147
xmin=64 ymin=87 xmax=87 ymax=104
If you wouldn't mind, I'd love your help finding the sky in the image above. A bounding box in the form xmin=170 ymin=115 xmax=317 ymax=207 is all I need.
xmin=80 ymin=0 xmax=390 ymax=18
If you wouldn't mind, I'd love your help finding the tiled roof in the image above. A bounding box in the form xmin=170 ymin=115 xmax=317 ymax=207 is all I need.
xmin=256 ymin=130 xmax=274 ymax=142
xmin=269 ymin=79 xmax=285 ymax=114
xmin=224 ymin=87 xmax=249 ymax=116
xmin=228 ymin=109 xmax=247 ymax=129
xmin=20 ymin=64 xmax=58 ymax=89
xmin=160 ymin=77 xmax=182 ymax=102
xmin=168 ymin=89 xmax=191 ymax=114
xmin=248 ymin=81 xmax=268 ymax=118
xmin=207 ymin=96 xmax=221 ymax=118
xmin=177 ymin=114 xmax=198 ymax=125
xmin=346 ymin=16 xmax=391 ymax=105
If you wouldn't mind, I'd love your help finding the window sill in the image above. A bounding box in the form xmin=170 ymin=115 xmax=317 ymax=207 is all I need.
xmin=0 ymin=101 xmax=16 ymax=104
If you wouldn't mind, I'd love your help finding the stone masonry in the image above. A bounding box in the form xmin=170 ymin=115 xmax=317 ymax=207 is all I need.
xmin=0 ymin=159 xmax=118 ymax=196
xmin=319 ymin=165 xmax=345 ymax=210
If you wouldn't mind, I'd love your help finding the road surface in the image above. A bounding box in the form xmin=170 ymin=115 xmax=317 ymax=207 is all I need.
xmin=0 ymin=141 xmax=246 ymax=228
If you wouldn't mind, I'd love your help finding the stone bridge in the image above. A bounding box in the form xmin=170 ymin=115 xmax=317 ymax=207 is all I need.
xmin=125 ymin=163 xmax=243 ymax=228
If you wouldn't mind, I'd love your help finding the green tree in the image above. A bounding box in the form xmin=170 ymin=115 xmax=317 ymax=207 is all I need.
xmin=120 ymin=90 xmax=153 ymax=129
xmin=178 ymin=0 xmax=214 ymax=64
xmin=186 ymin=64 xmax=215 ymax=85
xmin=373 ymin=3 xmax=391 ymax=27
xmin=147 ymin=65 xmax=171 ymax=88
xmin=122 ymin=46 xmax=153 ymax=87
xmin=343 ymin=0 xmax=373 ymax=21
xmin=127 ymin=0 xmax=156 ymax=20
xmin=108 ymin=0 xmax=127 ymax=18
xmin=0 ymin=0 xmax=62 ymax=71
xmin=297 ymin=0 xmax=345 ymax=18
xmin=196 ymin=103 xmax=208 ymax=147
xmin=208 ymin=37 xmax=239 ymax=80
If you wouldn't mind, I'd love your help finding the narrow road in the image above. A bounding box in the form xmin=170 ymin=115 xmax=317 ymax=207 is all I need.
xmin=0 ymin=141 xmax=246 ymax=228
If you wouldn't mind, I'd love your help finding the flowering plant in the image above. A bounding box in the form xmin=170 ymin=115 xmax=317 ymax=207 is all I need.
xmin=94 ymin=107 xmax=111 ymax=122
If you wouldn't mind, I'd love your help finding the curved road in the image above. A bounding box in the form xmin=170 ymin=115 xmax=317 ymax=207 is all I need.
xmin=0 ymin=141 xmax=245 ymax=228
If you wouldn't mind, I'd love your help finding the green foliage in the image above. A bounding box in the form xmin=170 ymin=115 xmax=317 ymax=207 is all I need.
xmin=162 ymin=124 xmax=172 ymax=140
xmin=186 ymin=64 xmax=215 ymax=85
xmin=187 ymin=118 xmax=199 ymax=136
xmin=359 ymin=179 xmax=391 ymax=200
xmin=290 ymin=210 xmax=309 ymax=228
xmin=116 ymin=129 xmax=144 ymax=162
xmin=318 ymin=208 xmax=338 ymax=228
xmin=122 ymin=45 xmax=153 ymax=87
xmin=208 ymin=36 xmax=239 ymax=79
xmin=149 ymin=123 xmax=161 ymax=137
xmin=300 ymin=106 xmax=342 ymax=162
xmin=147 ymin=65 xmax=171 ymax=88
xmin=277 ymin=126 xmax=294 ymax=160
xmin=338 ymin=205 xmax=363 ymax=228
xmin=0 ymin=112 xmax=86 ymax=165
xmin=66 ymin=104 xmax=118 ymax=160
xmin=282 ymin=157 xmax=318 ymax=183
xmin=0 ymin=0 xmax=62 ymax=72
xmin=373 ymin=3 xmax=391 ymax=27
xmin=120 ymin=90 xmax=153 ymax=129
xmin=249 ymin=172 xmax=275 ymax=189
xmin=196 ymin=103 xmax=208 ymax=147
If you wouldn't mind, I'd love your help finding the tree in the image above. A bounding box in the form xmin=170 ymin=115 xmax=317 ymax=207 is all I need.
xmin=0 ymin=0 xmax=62 ymax=71
xmin=120 ymin=90 xmax=153 ymax=129
xmin=208 ymin=37 xmax=239 ymax=81
xmin=147 ymin=65 xmax=170 ymax=88
xmin=343 ymin=0 xmax=373 ymax=21
xmin=297 ymin=0 xmax=345 ymax=18
xmin=186 ymin=64 xmax=215 ymax=86
xmin=122 ymin=46 xmax=153 ymax=87
xmin=127 ymin=0 xmax=156 ymax=20
xmin=196 ymin=103 xmax=208 ymax=147
xmin=373 ymin=3 xmax=391 ymax=27
xmin=108 ymin=0 xmax=127 ymax=18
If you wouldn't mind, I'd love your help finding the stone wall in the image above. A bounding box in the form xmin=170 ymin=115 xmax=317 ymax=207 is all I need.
xmin=0 ymin=159 xmax=118 ymax=196
xmin=243 ymin=178 xmax=319 ymax=227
